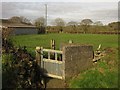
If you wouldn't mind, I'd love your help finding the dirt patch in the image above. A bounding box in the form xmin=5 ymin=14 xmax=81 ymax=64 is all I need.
xmin=45 ymin=77 xmax=66 ymax=88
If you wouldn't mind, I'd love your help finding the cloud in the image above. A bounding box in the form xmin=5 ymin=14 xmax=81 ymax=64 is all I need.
xmin=89 ymin=9 xmax=118 ymax=23
xmin=2 ymin=0 xmax=119 ymax=2
xmin=2 ymin=2 xmax=118 ymax=25
xmin=2 ymin=2 xmax=45 ymax=19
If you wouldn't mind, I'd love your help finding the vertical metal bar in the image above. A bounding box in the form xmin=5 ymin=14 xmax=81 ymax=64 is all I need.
xmin=56 ymin=61 xmax=59 ymax=75
xmin=48 ymin=51 xmax=50 ymax=59
xmin=62 ymin=48 xmax=65 ymax=80
xmin=55 ymin=52 xmax=57 ymax=60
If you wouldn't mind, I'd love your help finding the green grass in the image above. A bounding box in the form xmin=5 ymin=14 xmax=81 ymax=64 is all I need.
xmin=11 ymin=33 xmax=118 ymax=51
xmin=70 ymin=67 xmax=118 ymax=88
xmin=69 ymin=48 xmax=118 ymax=88
xmin=10 ymin=33 xmax=118 ymax=88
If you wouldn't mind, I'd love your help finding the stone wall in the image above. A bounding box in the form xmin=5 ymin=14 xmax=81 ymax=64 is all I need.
xmin=62 ymin=44 xmax=93 ymax=81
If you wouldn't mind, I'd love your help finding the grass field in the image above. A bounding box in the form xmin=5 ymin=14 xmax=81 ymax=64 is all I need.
xmin=11 ymin=33 xmax=118 ymax=50
xmin=10 ymin=33 xmax=118 ymax=88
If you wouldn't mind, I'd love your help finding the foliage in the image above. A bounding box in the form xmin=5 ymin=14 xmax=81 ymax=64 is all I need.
xmin=2 ymin=54 xmax=18 ymax=88
xmin=108 ymin=21 xmax=120 ymax=31
xmin=47 ymin=25 xmax=118 ymax=34
xmin=2 ymin=28 xmax=14 ymax=39
xmin=2 ymin=38 xmax=45 ymax=88
xmin=2 ymin=49 xmax=45 ymax=88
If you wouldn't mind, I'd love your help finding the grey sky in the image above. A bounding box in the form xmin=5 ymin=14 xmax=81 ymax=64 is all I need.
xmin=1 ymin=2 xmax=118 ymax=25
xmin=1 ymin=0 xmax=119 ymax=2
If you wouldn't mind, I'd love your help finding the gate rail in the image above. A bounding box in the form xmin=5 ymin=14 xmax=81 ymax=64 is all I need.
xmin=42 ymin=48 xmax=63 ymax=60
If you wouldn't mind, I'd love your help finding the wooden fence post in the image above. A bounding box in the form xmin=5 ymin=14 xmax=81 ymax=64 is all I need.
xmin=50 ymin=39 xmax=55 ymax=59
xmin=51 ymin=39 xmax=55 ymax=50
xmin=35 ymin=47 xmax=41 ymax=66
xmin=40 ymin=47 xmax=43 ymax=68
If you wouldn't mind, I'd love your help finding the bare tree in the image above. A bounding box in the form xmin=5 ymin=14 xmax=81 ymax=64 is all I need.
xmin=67 ymin=21 xmax=78 ymax=26
xmin=80 ymin=19 xmax=93 ymax=33
xmin=94 ymin=21 xmax=103 ymax=26
xmin=34 ymin=17 xmax=46 ymax=34
xmin=20 ymin=16 xmax=32 ymax=25
xmin=9 ymin=16 xmax=32 ymax=25
xmin=53 ymin=18 xmax=65 ymax=32
xmin=9 ymin=16 xmax=22 ymax=23
xmin=80 ymin=19 xmax=93 ymax=25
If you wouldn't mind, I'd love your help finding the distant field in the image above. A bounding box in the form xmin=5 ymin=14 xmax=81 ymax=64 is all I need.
xmin=11 ymin=33 xmax=118 ymax=50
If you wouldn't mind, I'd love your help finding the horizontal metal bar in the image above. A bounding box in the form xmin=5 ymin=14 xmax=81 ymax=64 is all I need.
xmin=43 ymin=49 xmax=63 ymax=54
xmin=44 ymin=73 xmax=63 ymax=80
xmin=43 ymin=59 xmax=63 ymax=64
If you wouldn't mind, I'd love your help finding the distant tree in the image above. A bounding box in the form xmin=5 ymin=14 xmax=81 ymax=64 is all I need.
xmin=94 ymin=21 xmax=103 ymax=26
xmin=108 ymin=22 xmax=120 ymax=31
xmin=80 ymin=19 xmax=93 ymax=26
xmin=67 ymin=21 xmax=78 ymax=26
xmin=67 ymin=21 xmax=78 ymax=33
xmin=9 ymin=16 xmax=22 ymax=23
xmin=9 ymin=16 xmax=32 ymax=25
xmin=80 ymin=19 xmax=93 ymax=33
xmin=20 ymin=16 xmax=32 ymax=25
xmin=34 ymin=17 xmax=46 ymax=34
xmin=54 ymin=18 xmax=65 ymax=26
xmin=54 ymin=18 xmax=65 ymax=33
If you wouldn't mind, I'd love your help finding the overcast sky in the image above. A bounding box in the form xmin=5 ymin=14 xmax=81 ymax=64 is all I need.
xmin=1 ymin=0 xmax=119 ymax=25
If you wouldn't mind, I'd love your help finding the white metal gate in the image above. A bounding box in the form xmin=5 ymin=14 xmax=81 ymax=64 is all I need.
xmin=40 ymin=48 xmax=65 ymax=80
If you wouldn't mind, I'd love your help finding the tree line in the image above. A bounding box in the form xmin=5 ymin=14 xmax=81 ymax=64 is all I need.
xmin=3 ymin=16 xmax=120 ymax=34
xmin=7 ymin=16 xmax=103 ymax=26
